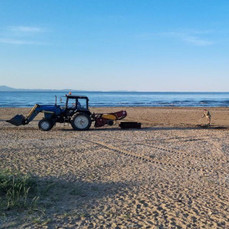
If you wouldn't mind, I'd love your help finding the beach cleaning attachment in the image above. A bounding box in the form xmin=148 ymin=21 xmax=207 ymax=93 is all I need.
xmin=7 ymin=94 xmax=127 ymax=131
xmin=91 ymin=110 xmax=127 ymax=127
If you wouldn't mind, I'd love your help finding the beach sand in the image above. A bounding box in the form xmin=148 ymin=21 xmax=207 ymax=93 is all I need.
xmin=0 ymin=107 xmax=229 ymax=228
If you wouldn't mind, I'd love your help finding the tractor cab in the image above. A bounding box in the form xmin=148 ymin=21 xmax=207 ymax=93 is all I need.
xmin=65 ymin=95 xmax=90 ymax=112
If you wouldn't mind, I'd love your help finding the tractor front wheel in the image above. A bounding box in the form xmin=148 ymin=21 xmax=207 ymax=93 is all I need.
xmin=38 ymin=119 xmax=54 ymax=131
xmin=71 ymin=113 xmax=91 ymax=130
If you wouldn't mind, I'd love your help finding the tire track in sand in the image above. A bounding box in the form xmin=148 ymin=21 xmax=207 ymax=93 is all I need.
xmin=80 ymin=138 xmax=205 ymax=172
xmin=110 ymin=137 xmax=229 ymax=181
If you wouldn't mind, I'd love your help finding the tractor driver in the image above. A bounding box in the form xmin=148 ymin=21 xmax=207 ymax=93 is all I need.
xmin=77 ymin=101 xmax=82 ymax=109
xmin=69 ymin=99 xmax=81 ymax=109
xmin=70 ymin=101 xmax=81 ymax=109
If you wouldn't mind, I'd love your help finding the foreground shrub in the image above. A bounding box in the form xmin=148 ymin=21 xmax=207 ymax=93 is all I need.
xmin=0 ymin=170 xmax=38 ymax=210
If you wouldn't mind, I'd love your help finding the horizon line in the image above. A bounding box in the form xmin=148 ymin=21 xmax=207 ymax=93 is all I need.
xmin=1 ymin=85 xmax=229 ymax=93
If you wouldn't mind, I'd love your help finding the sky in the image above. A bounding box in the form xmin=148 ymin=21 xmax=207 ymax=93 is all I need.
xmin=0 ymin=0 xmax=229 ymax=91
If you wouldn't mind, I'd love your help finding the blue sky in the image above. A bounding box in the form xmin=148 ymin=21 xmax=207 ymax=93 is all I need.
xmin=0 ymin=0 xmax=229 ymax=91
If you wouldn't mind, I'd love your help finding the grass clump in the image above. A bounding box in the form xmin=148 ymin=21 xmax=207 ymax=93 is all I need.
xmin=0 ymin=169 xmax=38 ymax=211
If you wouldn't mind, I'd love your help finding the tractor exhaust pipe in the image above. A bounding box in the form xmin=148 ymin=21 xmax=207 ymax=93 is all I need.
xmin=6 ymin=114 xmax=26 ymax=126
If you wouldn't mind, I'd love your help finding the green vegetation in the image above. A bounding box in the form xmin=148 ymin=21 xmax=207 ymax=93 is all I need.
xmin=0 ymin=169 xmax=38 ymax=211
xmin=0 ymin=169 xmax=86 ymax=227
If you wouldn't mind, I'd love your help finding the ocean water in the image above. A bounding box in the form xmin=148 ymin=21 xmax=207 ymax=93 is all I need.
xmin=0 ymin=91 xmax=229 ymax=108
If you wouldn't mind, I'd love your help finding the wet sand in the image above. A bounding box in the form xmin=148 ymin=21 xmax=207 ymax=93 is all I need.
xmin=0 ymin=107 xmax=229 ymax=228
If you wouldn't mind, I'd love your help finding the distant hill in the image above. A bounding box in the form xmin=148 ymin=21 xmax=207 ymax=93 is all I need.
xmin=0 ymin=85 xmax=72 ymax=92
xmin=0 ymin=85 xmax=130 ymax=93
xmin=0 ymin=85 xmax=16 ymax=91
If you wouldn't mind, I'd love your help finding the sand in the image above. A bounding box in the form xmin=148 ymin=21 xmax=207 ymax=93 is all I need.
xmin=0 ymin=107 xmax=229 ymax=228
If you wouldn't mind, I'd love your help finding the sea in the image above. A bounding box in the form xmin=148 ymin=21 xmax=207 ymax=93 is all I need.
xmin=1 ymin=91 xmax=229 ymax=108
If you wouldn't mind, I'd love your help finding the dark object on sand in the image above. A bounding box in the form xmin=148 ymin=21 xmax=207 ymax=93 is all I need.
xmin=197 ymin=124 xmax=211 ymax=129
xmin=197 ymin=124 xmax=227 ymax=130
xmin=119 ymin=122 xmax=141 ymax=129
xmin=7 ymin=94 xmax=127 ymax=131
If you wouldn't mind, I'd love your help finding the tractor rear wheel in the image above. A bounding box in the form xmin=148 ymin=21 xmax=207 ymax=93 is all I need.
xmin=71 ymin=113 xmax=91 ymax=130
xmin=38 ymin=119 xmax=54 ymax=131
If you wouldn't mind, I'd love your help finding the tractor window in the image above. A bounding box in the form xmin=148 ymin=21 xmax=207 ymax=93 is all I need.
xmin=78 ymin=99 xmax=87 ymax=110
xmin=67 ymin=98 xmax=77 ymax=109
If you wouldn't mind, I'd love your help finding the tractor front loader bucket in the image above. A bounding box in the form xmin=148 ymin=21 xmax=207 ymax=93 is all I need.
xmin=6 ymin=104 xmax=40 ymax=126
xmin=7 ymin=114 xmax=26 ymax=126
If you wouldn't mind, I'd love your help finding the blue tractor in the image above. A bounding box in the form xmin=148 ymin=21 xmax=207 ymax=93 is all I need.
xmin=7 ymin=94 xmax=127 ymax=131
xmin=7 ymin=95 xmax=92 ymax=131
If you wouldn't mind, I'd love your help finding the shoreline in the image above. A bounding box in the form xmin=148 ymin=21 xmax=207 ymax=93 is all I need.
xmin=1 ymin=106 xmax=229 ymax=128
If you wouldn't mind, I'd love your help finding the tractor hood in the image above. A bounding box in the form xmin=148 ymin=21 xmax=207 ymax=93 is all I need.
xmin=39 ymin=105 xmax=63 ymax=115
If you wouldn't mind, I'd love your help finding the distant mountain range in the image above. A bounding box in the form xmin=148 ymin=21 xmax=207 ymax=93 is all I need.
xmin=0 ymin=85 xmax=76 ymax=92
xmin=1 ymin=85 xmax=227 ymax=93
xmin=0 ymin=85 xmax=128 ymax=93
